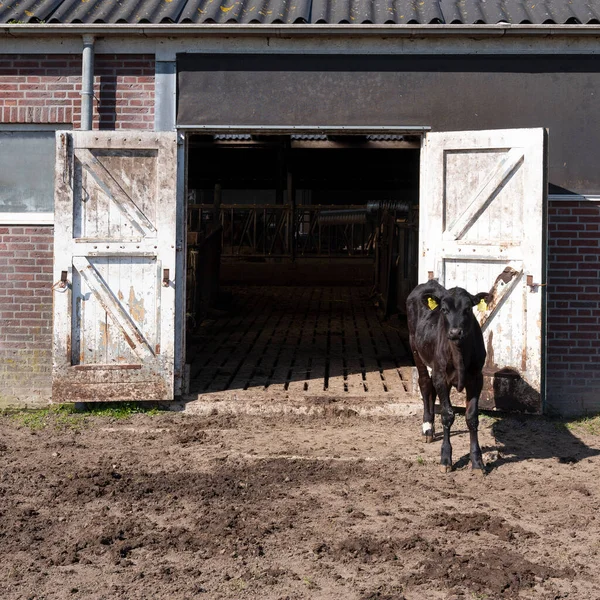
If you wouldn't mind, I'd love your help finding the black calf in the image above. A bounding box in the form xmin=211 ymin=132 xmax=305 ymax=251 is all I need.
xmin=406 ymin=280 xmax=488 ymax=474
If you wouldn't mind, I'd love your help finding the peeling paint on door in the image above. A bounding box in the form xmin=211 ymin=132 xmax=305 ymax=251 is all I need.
xmin=128 ymin=285 xmax=146 ymax=325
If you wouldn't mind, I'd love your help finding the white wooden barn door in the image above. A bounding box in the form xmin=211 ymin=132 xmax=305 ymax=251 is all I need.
xmin=419 ymin=128 xmax=546 ymax=411
xmin=52 ymin=131 xmax=179 ymax=402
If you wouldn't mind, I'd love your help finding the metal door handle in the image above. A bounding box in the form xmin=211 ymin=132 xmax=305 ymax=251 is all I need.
xmin=526 ymin=275 xmax=545 ymax=290
xmin=52 ymin=270 xmax=69 ymax=291
xmin=162 ymin=269 xmax=170 ymax=287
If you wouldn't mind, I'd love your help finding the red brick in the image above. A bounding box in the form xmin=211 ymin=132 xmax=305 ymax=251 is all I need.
xmin=549 ymin=200 xmax=579 ymax=208
xmin=573 ymin=207 xmax=600 ymax=216
xmin=26 ymin=281 xmax=49 ymax=289
xmin=550 ymin=231 xmax=577 ymax=238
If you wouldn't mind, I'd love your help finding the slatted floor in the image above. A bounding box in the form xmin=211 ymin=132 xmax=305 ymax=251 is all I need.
xmin=188 ymin=286 xmax=413 ymax=399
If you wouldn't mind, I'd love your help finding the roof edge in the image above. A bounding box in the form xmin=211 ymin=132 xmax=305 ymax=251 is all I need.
xmin=178 ymin=125 xmax=431 ymax=134
xmin=2 ymin=24 xmax=600 ymax=37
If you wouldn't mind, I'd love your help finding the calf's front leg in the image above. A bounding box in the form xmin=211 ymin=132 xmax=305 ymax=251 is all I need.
xmin=433 ymin=373 xmax=454 ymax=473
xmin=465 ymin=375 xmax=485 ymax=475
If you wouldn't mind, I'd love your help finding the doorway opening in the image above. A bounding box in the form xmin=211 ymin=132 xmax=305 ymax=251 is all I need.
xmin=184 ymin=134 xmax=420 ymax=401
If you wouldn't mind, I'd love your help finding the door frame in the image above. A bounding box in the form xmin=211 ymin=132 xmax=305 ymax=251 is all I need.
xmin=177 ymin=125 xmax=430 ymax=395
xmin=174 ymin=131 xmax=187 ymax=395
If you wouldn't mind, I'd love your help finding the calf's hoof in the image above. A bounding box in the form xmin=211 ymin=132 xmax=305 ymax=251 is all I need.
xmin=471 ymin=466 xmax=486 ymax=477
xmin=439 ymin=464 xmax=453 ymax=474
xmin=421 ymin=424 xmax=434 ymax=443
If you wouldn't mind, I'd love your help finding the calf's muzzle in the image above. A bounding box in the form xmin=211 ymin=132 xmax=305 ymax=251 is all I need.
xmin=448 ymin=328 xmax=464 ymax=341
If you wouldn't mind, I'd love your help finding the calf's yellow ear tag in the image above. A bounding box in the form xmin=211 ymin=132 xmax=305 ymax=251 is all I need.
xmin=477 ymin=298 xmax=488 ymax=313
xmin=427 ymin=297 xmax=438 ymax=310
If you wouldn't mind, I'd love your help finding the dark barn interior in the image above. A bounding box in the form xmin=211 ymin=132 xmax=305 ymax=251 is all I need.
xmin=185 ymin=135 xmax=420 ymax=399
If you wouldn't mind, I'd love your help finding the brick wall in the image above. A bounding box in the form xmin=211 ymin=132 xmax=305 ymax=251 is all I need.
xmin=0 ymin=226 xmax=53 ymax=408
xmin=546 ymin=198 xmax=600 ymax=416
xmin=95 ymin=55 xmax=155 ymax=130
xmin=0 ymin=54 xmax=155 ymax=128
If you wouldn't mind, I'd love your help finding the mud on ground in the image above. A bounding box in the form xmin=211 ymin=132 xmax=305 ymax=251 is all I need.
xmin=1 ymin=409 xmax=600 ymax=600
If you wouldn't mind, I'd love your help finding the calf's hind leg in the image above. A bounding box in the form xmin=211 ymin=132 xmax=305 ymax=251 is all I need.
xmin=412 ymin=347 xmax=436 ymax=443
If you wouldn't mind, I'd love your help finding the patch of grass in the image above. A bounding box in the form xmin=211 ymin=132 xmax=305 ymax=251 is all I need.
xmin=228 ymin=578 xmax=247 ymax=591
xmin=81 ymin=402 xmax=162 ymax=419
xmin=564 ymin=415 xmax=600 ymax=436
xmin=7 ymin=402 xmax=163 ymax=430
xmin=10 ymin=409 xmax=48 ymax=430
xmin=302 ymin=576 xmax=319 ymax=590
xmin=9 ymin=404 xmax=82 ymax=431
xmin=416 ymin=455 xmax=425 ymax=466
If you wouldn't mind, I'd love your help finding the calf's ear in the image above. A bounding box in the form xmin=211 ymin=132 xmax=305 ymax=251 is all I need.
xmin=423 ymin=294 xmax=441 ymax=310
xmin=470 ymin=292 xmax=490 ymax=310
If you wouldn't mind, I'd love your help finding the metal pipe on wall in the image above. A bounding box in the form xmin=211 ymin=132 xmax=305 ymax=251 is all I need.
xmin=80 ymin=34 xmax=95 ymax=131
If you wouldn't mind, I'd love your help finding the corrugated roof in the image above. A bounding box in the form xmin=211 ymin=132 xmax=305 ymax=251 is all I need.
xmin=439 ymin=0 xmax=600 ymax=25
xmin=180 ymin=0 xmax=312 ymax=24
xmin=48 ymin=0 xmax=190 ymax=24
xmin=311 ymin=0 xmax=444 ymax=24
xmin=1 ymin=0 xmax=599 ymax=25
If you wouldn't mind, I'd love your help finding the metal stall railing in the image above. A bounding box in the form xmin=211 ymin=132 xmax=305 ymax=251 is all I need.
xmin=188 ymin=204 xmax=376 ymax=259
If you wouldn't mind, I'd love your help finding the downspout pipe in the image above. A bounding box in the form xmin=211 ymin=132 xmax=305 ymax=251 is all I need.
xmin=81 ymin=34 xmax=95 ymax=130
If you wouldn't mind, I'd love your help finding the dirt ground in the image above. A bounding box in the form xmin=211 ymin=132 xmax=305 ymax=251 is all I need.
xmin=1 ymin=408 xmax=600 ymax=600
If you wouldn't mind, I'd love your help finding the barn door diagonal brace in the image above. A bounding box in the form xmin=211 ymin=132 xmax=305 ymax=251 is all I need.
xmin=445 ymin=147 xmax=524 ymax=241
xmin=77 ymin=148 xmax=157 ymax=237
xmin=72 ymin=256 xmax=155 ymax=360
xmin=478 ymin=266 xmax=523 ymax=332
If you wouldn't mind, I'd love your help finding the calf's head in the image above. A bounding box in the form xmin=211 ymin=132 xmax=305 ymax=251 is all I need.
xmin=425 ymin=287 xmax=489 ymax=342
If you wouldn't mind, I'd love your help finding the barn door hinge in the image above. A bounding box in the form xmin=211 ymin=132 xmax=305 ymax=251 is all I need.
xmin=61 ymin=132 xmax=72 ymax=184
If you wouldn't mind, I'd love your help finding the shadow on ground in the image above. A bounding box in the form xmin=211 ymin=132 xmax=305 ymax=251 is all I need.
xmin=483 ymin=414 xmax=600 ymax=471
